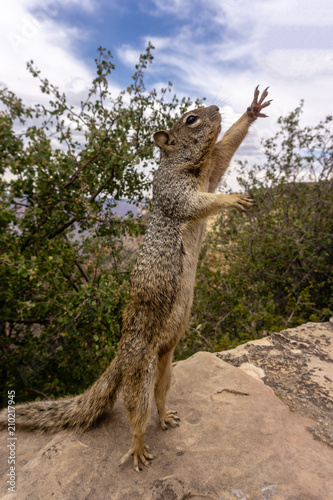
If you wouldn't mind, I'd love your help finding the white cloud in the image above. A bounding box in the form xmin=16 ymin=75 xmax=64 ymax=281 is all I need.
xmin=261 ymin=49 xmax=333 ymax=80
xmin=0 ymin=1 xmax=91 ymax=103
xmin=135 ymin=0 xmax=333 ymax=114
xmin=116 ymin=0 xmax=332 ymax=190
xmin=1 ymin=0 xmax=332 ymax=194
xmin=118 ymin=45 xmax=141 ymax=66
xmin=0 ymin=0 xmax=122 ymax=109
xmin=149 ymin=0 xmax=193 ymax=16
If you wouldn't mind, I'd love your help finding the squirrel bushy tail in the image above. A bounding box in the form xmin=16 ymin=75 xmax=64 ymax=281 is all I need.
xmin=0 ymin=357 xmax=121 ymax=433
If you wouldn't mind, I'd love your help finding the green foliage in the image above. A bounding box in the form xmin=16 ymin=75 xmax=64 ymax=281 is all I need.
xmin=177 ymin=103 xmax=333 ymax=358
xmin=0 ymin=44 xmax=201 ymax=404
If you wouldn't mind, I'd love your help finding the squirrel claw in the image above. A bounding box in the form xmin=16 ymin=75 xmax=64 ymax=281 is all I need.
xmin=247 ymin=85 xmax=271 ymax=121
xmin=118 ymin=442 xmax=153 ymax=471
xmin=160 ymin=409 xmax=180 ymax=430
xmin=230 ymin=194 xmax=254 ymax=213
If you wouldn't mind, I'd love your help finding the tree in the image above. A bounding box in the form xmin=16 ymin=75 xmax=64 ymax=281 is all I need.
xmin=178 ymin=103 xmax=333 ymax=358
xmin=0 ymin=44 xmax=201 ymax=404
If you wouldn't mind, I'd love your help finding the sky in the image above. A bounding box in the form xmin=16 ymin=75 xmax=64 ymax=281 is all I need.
xmin=1 ymin=0 xmax=333 ymax=189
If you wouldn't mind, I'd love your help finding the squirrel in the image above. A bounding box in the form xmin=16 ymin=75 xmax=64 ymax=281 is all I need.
xmin=0 ymin=86 xmax=271 ymax=472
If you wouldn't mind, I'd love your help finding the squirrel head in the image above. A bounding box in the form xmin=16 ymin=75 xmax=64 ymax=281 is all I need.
xmin=153 ymin=105 xmax=221 ymax=168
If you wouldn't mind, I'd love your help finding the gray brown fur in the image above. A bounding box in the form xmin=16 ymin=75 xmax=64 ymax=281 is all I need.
xmin=0 ymin=87 xmax=271 ymax=471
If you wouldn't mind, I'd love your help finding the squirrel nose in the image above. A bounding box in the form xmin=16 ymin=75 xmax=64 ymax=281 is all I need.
xmin=210 ymin=105 xmax=219 ymax=112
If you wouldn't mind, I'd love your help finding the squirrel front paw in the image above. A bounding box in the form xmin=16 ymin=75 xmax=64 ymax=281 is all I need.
xmin=229 ymin=194 xmax=254 ymax=213
xmin=247 ymin=85 xmax=272 ymax=120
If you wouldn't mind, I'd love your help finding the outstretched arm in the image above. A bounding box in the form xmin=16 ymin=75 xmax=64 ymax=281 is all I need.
xmin=208 ymin=86 xmax=271 ymax=193
xmin=186 ymin=191 xmax=254 ymax=223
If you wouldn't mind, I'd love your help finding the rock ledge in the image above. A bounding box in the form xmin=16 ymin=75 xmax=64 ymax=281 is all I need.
xmin=0 ymin=322 xmax=332 ymax=499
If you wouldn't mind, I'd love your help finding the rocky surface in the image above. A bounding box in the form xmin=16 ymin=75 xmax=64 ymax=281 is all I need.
xmin=217 ymin=321 xmax=333 ymax=448
xmin=1 ymin=322 xmax=332 ymax=499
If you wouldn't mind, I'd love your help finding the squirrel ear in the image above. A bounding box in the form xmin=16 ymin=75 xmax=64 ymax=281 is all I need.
xmin=153 ymin=130 xmax=170 ymax=150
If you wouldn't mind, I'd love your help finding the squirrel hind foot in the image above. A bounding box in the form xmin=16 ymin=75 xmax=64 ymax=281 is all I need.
xmin=160 ymin=409 xmax=180 ymax=430
xmin=118 ymin=441 xmax=153 ymax=472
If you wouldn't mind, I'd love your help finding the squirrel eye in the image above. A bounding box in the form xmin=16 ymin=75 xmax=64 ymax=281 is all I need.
xmin=186 ymin=115 xmax=198 ymax=125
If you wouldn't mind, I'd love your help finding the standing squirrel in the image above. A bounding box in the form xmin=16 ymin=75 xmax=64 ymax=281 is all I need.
xmin=0 ymin=86 xmax=271 ymax=472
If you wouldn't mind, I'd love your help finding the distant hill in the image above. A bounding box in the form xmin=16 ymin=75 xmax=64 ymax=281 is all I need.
xmin=111 ymin=199 xmax=145 ymax=217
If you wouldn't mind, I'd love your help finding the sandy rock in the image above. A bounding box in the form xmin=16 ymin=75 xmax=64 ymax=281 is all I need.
xmin=218 ymin=321 xmax=333 ymax=447
xmin=0 ymin=324 xmax=332 ymax=499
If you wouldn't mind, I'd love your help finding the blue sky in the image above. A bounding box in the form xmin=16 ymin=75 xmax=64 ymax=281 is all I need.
xmin=1 ymin=0 xmax=333 ymax=188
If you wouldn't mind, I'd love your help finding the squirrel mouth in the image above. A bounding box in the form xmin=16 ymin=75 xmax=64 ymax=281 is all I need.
xmin=206 ymin=105 xmax=221 ymax=124
xmin=210 ymin=111 xmax=222 ymax=127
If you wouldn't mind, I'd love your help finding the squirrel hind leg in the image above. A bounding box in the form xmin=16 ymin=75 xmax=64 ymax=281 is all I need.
xmin=154 ymin=349 xmax=180 ymax=430
xmin=119 ymin=355 xmax=157 ymax=472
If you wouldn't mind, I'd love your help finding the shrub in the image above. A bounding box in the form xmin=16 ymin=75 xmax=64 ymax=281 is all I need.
xmin=0 ymin=44 xmax=201 ymax=404
xmin=177 ymin=103 xmax=333 ymax=358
